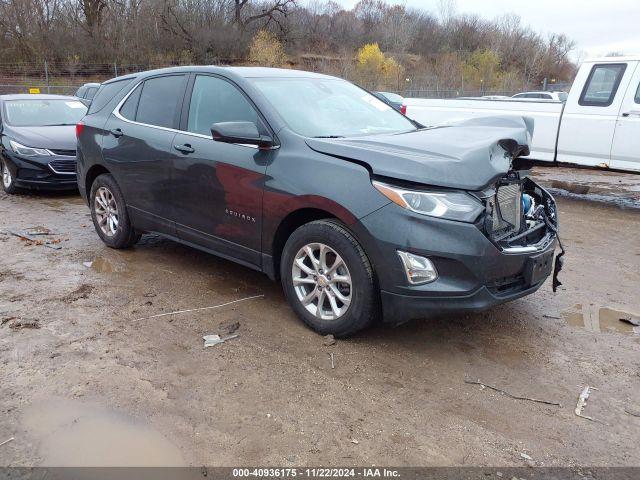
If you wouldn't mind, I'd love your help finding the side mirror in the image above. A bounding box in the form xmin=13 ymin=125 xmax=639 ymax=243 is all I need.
xmin=211 ymin=121 xmax=274 ymax=149
xmin=78 ymin=98 xmax=92 ymax=108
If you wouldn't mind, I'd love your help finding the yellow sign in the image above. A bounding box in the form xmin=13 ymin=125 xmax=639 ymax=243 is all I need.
xmin=28 ymin=88 xmax=41 ymax=94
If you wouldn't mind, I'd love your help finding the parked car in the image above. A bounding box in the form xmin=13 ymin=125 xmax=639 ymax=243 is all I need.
xmin=1 ymin=94 xmax=87 ymax=193
xmin=374 ymin=91 xmax=406 ymax=114
xmin=405 ymin=57 xmax=640 ymax=172
xmin=77 ymin=67 xmax=559 ymax=336
xmin=75 ymin=82 xmax=101 ymax=102
xmin=512 ymin=91 xmax=568 ymax=101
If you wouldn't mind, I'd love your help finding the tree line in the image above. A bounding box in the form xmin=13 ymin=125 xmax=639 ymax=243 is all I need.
xmin=0 ymin=0 xmax=576 ymax=93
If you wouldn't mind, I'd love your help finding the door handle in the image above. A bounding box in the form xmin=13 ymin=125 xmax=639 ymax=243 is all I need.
xmin=174 ymin=144 xmax=195 ymax=154
xmin=622 ymin=111 xmax=640 ymax=118
xmin=110 ymin=128 xmax=124 ymax=138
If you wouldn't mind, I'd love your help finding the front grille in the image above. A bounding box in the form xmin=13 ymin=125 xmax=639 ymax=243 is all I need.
xmin=49 ymin=149 xmax=76 ymax=157
xmin=490 ymin=183 xmax=522 ymax=237
xmin=48 ymin=159 xmax=77 ymax=174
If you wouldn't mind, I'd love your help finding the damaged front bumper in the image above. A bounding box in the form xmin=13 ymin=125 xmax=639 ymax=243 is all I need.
xmin=352 ymin=174 xmax=561 ymax=325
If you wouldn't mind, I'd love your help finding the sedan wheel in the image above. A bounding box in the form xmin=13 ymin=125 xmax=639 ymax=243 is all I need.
xmin=2 ymin=162 xmax=11 ymax=189
xmin=292 ymin=242 xmax=352 ymax=321
xmin=94 ymin=186 xmax=119 ymax=237
xmin=1 ymin=160 xmax=18 ymax=194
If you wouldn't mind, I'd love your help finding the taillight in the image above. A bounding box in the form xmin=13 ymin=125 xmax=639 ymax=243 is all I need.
xmin=400 ymin=105 xmax=407 ymax=115
xmin=76 ymin=121 xmax=85 ymax=139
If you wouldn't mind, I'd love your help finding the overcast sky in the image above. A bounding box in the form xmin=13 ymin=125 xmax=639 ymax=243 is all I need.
xmin=328 ymin=0 xmax=640 ymax=61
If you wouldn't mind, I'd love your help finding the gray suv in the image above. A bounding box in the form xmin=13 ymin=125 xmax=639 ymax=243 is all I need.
xmin=76 ymin=67 xmax=561 ymax=336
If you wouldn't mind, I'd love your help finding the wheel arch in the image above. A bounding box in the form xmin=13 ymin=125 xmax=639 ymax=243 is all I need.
xmin=84 ymin=164 xmax=111 ymax=202
xmin=267 ymin=208 xmax=339 ymax=280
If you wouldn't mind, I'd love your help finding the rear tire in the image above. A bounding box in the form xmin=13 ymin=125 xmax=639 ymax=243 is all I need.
xmin=2 ymin=159 xmax=19 ymax=194
xmin=89 ymin=173 xmax=140 ymax=249
xmin=280 ymin=219 xmax=379 ymax=337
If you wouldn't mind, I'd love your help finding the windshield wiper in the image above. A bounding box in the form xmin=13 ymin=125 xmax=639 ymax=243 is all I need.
xmin=312 ymin=135 xmax=344 ymax=138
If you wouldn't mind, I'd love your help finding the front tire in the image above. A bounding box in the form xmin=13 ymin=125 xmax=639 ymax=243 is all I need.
xmin=90 ymin=173 xmax=140 ymax=249
xmin=2 ymin=159 xmax=19 ymax=194
xmin=280 ymin=219 xmax=379 ymax=337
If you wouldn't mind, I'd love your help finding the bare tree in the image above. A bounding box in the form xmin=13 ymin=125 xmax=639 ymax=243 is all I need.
xmin=233 ymin=0 xmax=296 ymax=31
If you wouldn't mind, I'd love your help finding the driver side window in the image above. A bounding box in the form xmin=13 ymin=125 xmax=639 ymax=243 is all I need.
xmin=187 ymin=75 xmax=259 ymax=136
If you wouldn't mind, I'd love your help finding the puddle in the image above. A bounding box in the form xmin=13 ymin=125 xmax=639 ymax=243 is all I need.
xmin=547 ymin=187 xmax=640 ymax=209
xmin=22 ymin=398 xmax=186 ymax=466
xmin=563 ymin=304 xmax=640 ymax=334
xmin=87 ymin=256 xmax=127 ymax=274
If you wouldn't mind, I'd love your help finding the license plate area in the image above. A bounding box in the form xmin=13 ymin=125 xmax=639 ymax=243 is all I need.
xmin=525 ymin=249 xmax=554 ymax=286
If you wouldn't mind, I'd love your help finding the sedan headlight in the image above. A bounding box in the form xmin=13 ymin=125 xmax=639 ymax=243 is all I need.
xmin=9 ymin=140 xmax=51 ymax=157
xmin=373 ymin=180 xmax=484 ymax=222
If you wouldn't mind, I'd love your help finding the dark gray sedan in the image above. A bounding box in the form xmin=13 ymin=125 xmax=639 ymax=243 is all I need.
xmin=0 ymin=94 xmax=87 ymax=193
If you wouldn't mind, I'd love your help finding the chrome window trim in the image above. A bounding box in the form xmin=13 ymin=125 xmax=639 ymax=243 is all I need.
xmin=111 ymin=79 xmax=277 ymax=150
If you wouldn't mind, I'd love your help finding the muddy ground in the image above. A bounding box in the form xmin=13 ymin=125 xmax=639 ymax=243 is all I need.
xmin=0 ymin=167 xmax=639 ymax=467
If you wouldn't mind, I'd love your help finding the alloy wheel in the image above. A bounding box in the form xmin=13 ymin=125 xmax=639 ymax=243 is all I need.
xmin=291 ymin=242 xmax=352 ymax=321
xmin=2 ymin=162 xmax=11 ymax=189
xmin=94 ymin=186 xmax=119 ymax=237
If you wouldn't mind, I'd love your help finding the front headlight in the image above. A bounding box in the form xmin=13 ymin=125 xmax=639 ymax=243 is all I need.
xmin=9 ymin=140 xmax=51 ymax=157
xmin=373 ymin=180 xmax=484 ymax=222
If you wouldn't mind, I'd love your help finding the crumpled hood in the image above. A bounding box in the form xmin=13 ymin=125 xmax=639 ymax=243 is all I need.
xmin=306 ymin=116 xmax=533 ymax=191
xmin=5 ymin=125 xmax=77 ymax=150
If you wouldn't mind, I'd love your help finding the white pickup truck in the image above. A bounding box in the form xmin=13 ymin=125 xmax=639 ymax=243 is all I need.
xmin=405 ymin=57 xmax=640 ymax=173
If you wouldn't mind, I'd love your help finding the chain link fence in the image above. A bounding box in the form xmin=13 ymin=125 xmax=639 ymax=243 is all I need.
xmin=0 ymin=61 xmax=573 ymax=99
xmin=0 ymin=61 xmax=192 ymax=96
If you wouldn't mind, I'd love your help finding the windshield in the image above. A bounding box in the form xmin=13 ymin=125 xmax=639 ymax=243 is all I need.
xmin=4 ymin=99 xmax=87 ymax=127
xmin=250 ymin=77 xmax=416 ymax=138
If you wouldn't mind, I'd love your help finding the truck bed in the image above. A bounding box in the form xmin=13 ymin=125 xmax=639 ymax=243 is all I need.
xmin=405 ymin=98 xmax=564 ymax=163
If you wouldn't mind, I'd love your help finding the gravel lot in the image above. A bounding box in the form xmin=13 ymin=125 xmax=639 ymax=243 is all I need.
xmin=1 ymin=167 xmax=639 ymax=467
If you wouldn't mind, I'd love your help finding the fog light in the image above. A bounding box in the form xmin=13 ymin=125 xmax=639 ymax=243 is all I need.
xmin=397 ymin=251 xmax=438 ymax=284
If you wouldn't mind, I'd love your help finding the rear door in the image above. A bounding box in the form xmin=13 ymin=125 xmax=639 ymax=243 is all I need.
xmin=557 ymin=62 xmax=632 ymax=167
xmin=171 ymin=74 xmax=271 ymax=267
xmin=101 ymin=74 xmax=188 ymax=234
xmin=610 ymin=61 xmax=640 ymax=172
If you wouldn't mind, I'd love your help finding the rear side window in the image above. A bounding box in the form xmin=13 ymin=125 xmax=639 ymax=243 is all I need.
xmin=119 ymin=84 xmax=142 ymax=120
xmin=579 ymin=63 xmax=627 ymax=107
xmin=88 ymin=78 xmax=134 ymax=114
xmin=187 ymin=75 xmax=258 ymax=136
xmin=635 ymin=82 xmax=640 ymax=104
xmin=85 ymin=87 xmax=98 ymax=100
xmin=136 ymin=75 xmax=187 ymax=129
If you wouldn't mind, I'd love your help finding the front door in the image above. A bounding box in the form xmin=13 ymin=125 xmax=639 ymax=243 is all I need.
xmin=101 ymin=74 xmax=188 ymax=234
xmin=171 ymin=74 xmax=272 ymax=267
xmin=611 ymin=62 xmax=640 ymax=172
